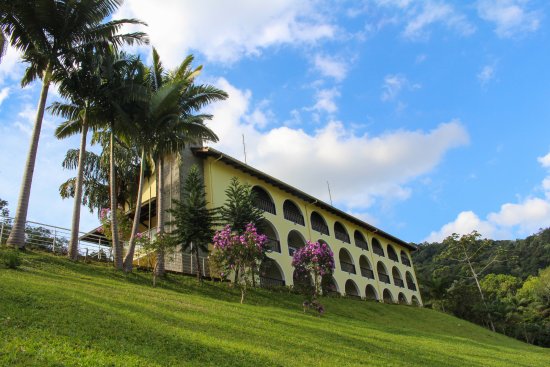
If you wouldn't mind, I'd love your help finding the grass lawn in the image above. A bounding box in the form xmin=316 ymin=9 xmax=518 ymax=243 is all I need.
xmin=0 ymin=250 xmax=548 ymax=366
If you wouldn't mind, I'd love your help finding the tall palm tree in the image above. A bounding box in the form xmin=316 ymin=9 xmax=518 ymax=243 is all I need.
xmin=124 ymin=50 xmax=227 ymax=275
xmin=49 ymin=47 xmax=106 ymax=260
xmin=1 ymin=0 xmax=147 ymax=249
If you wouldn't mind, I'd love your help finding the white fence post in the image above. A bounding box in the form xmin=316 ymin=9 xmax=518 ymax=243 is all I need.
xmin=202 ymin=258 xmax=206 ymax=277
xmin=53 ymin=229 xmax=57 ymax=253
xmin=0 ymin=221 xmax=4 ymax=243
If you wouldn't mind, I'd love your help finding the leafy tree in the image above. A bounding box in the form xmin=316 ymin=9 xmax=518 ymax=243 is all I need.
xmin=168 ymin=165 xmax=216 ymax=281
xmin=0 ymin=198 xmax=8 ymax=217
xmin=219 ymin=177 xmax=264 ymax=234
xmin=1 ymin=0 xmax=146 ymax=249
xmin=438 ymin=231 xmax=505 ymax=331
xmin=140 ymin=232 xmax=178 ymax=287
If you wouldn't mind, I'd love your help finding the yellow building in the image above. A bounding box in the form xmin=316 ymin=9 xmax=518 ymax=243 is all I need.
xmin=135 ymin=146 xmax=423 ymax=306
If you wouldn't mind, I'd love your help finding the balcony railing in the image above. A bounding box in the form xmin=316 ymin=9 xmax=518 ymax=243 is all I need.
xmin=340 ymin=261 xmax=356 ymax=274
xmin=254 ymin=197 xmax=276 ymax=215
xmin=378 ymin=273 xmax=391 ymax=284
xmin=283 ymin=209 xmax=305 ymax=226
xmin=408 ymin=283 xmax=417 ymax=291
xmin=311 ymin=221 xmax=329 ymax=235
xmin=335 ymin=231 xmax=350 ymax=243
xmin=265 ymin=238 xmax=281 ymax=253
xmin=389 ymin=252 xmax=399 ymax=262
xmin=260 ymin=276 xmax=285 ymax=288
xmin=402 ymin=257 xmax=411 ymax=267
xmin=355 ymin=239 xmax=368 ymax=250
xmin=373 ymin=246 xmax=385 ymax=257
xmin=394 ymin=278 xmax=405 ymax=288
xmin=360 ymin=267 xmax=375 ymax=279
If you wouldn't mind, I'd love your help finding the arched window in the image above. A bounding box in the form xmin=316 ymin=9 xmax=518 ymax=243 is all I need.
xmin=383 ymin=289 xmax=394 ymax=303
xmin=387 ymin=245 xmax=399 ymax=262
xmin=287 ymin=230 xmax=306 ymax=256
xmin=392 ymin=267 xmax=404 ymax=288
xmin=377 ymin=261 xmax=390 ymax=284
xmin=406 ymin=271 xmax=417 ymax=291
xmin=259 ymin=219 xmax=280 ymax=253
xmin=365 ymin=284 xmax=378 ymax=301
xmin=259 ymin=258 xmax=285 ymax=287
xmin=322 ymin=275 xmax=339 ymax=296
xmin=411 ymin=295 xmax=420 ymax=307
xmin=252 ymin=186 xmax=276 ymax=215
xmin=311 ymin=211 xmax=329 ymax=235
xmin=359 ymin=255 xmax=374 ymax=279
xmin=339 ymin=248 xmax=356 ymax=274
xmin=283 ymin=200 xmax=304 ymax=225
xmin=400 ymin=250 xmax=411 ymax=266
xmin=345 ymin=279 xmax=360 ymax=299
xmin=398 ymin=292 xmax=408 ymax=305
xmin=372 ymin=237 xmax=385 ymax=257
xmin=334 ymin=221 xmax=350 ymax=243
xmin=354 ymin=230 xmax=368 ymax=250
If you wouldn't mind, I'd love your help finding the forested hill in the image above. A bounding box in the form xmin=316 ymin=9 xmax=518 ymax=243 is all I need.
xmin=411 ymin=228 xmax=550 ymax=347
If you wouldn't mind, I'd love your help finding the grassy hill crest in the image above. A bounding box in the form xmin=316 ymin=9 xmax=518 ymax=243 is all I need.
xmin=1 ymin=251 xmax=548 ymax=366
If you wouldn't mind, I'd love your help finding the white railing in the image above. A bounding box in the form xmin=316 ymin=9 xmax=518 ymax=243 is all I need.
xmin=0 ymin=216 xmax=113 ymax=261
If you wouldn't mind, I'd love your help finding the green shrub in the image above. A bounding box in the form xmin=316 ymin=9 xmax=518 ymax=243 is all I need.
xmin=1 ymin=248 xmax=21 ymax=269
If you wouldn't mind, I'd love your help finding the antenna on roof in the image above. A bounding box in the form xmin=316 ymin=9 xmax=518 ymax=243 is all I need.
xmin=327 ymin=181 xmax=333 ymax=206
xmin=242 ymin=134 xmax=247 ymax=164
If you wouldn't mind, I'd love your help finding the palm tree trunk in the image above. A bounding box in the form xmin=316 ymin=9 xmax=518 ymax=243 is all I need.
xmin=68 ymin=115 xmax=88 ymax=260
xmin=123 ymin=148 xmax=146 ymax=272
xmin=154 ymin=156 xmax=165 ymax=277
xmin=110 ymin=129 xmax=122 ymax=270
xmin=7 ymin=63 xmax=52 ymax=249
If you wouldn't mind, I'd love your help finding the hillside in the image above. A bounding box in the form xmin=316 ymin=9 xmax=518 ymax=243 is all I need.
xmin=1 ymin=251 xmax=548 ymax=367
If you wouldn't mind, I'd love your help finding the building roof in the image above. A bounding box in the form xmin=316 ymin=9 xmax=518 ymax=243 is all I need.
xmin=192 ymin=147 xmax=416 ymax=251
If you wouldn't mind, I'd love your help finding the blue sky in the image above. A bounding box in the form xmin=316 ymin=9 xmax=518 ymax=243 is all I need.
xmin=1 ymin=0 xmax=550 ymax=243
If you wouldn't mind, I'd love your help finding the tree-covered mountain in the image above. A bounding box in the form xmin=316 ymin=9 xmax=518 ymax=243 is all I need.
xmin=412 ymin=228 xmax=550 ymax=347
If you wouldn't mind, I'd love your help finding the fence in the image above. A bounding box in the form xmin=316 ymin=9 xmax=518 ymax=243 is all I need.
xmin=0 ymin=216 xmax=112 ymax=260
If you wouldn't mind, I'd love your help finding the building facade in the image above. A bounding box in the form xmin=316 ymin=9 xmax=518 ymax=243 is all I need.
xmin=136 ymin=146 xmax=423 ymax=306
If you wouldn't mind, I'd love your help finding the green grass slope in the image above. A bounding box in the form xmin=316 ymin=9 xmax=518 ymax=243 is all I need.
xmin=1 ymin=251 xmax=548 ymax=367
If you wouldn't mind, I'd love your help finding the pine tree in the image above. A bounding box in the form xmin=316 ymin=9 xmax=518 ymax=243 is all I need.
xmin=168 ymin=165 xmax=216 ymax=281
xmin=218 ymin=177 xmax=264 ymax=234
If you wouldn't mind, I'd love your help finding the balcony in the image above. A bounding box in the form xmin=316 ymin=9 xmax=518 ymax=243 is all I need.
xmin=335 ymin=231 xmax=350 ymax=243
xmin=340 ymin=261 xmax=356 ymax=274
xmin=254 ymin=197 xmax=276 ymax=215
xmin=373 ymin=246 xmax=385 ymax=257
xmin=360 ymin=267 xmax=375 ymax=279
xmin=402 ymin=257 xmax=411 ymax=267
xmin=408 ymin=283 xmax=417 ymax=291
xmin=356 ymin=239 xmax=368 ymax=250
xmin=260 ymin=276 xmax=285 ymax=288
xmin=389 ymin=252 xmax=399 ymax=262
xmin=265 ymin=238 xmax=281 ymax=253
xmin=312 ymin=221 xmax=329 ymax=235
xmin=379 ymin=273 xmax=391 ymax=284
xmin=394 ymin=278 xmax=405 ymax=288
xmin=283 ymin=210 xmax=305 ymax=226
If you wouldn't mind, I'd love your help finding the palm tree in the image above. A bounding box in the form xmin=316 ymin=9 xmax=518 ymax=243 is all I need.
xmin=2 ymin=0 xmax=147 ymax=249
xmin=49 ymin=47 xmax=106 ymax=260
xmin=143 ymin=50 xmax=227 ymax=276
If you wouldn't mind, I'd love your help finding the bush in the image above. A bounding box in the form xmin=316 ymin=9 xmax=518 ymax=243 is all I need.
xmin=1 ymin=248 xmax=21 ymax=269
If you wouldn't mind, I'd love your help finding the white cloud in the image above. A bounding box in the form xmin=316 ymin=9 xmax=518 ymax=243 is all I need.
xmin=426 ymin=151 xmax=550 ymax=242
xmin=208 ymin=78 xmax=469 ymax=210
xmin=477 ymin=0 xmax=541 ymax=38
xmin=403 ymin=1 xmax=475 ymax=39
xmin=381 ymin=74 xmax=420 ymax=101
xmin=538 ymin=152 xmax=550 ymax=168
xmin=313 ymin=54 xmax=349 ymax=82
xmin=114 ymin=0 xmax=336 ymax=65
xmin=477 ymin=64 xmax=496 ymax=86
xmin=311 ymin=88 xmax=340 ymax=114
xmin=0 ymin=46 xmax=24 ymax=86
xmin=0 ymin=87 xmax=9 ymax=106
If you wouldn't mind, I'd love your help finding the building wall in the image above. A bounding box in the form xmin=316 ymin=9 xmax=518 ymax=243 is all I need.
xmin=203 ymin=156 xmax=423 ymax=305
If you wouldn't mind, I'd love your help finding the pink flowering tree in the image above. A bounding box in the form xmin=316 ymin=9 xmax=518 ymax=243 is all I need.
xmin=211 ymin=223 xmax=268 ymax=303
xmin=292 ymin=241 xmax=335 ymax=315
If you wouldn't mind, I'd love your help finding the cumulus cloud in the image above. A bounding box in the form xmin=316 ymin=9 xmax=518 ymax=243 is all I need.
xmin=381 ymin=74 xmax=420 ymax=101
xmin=313 ymin=54 xmax=349 ymax=81
xmin=208 ymin=78 xmax=469 ymax=210
xmin=310 ymin=88 xmax=340 ymax=114
xmin=477 ymin=0 xmax=541 ymax=38
xmin=426 ymin=151 xmax=550 ymax=242
xmin=0 ymin=87 xmax=9 ymax=106
xmin=114 ymin=0 xmax=336 ymax=65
